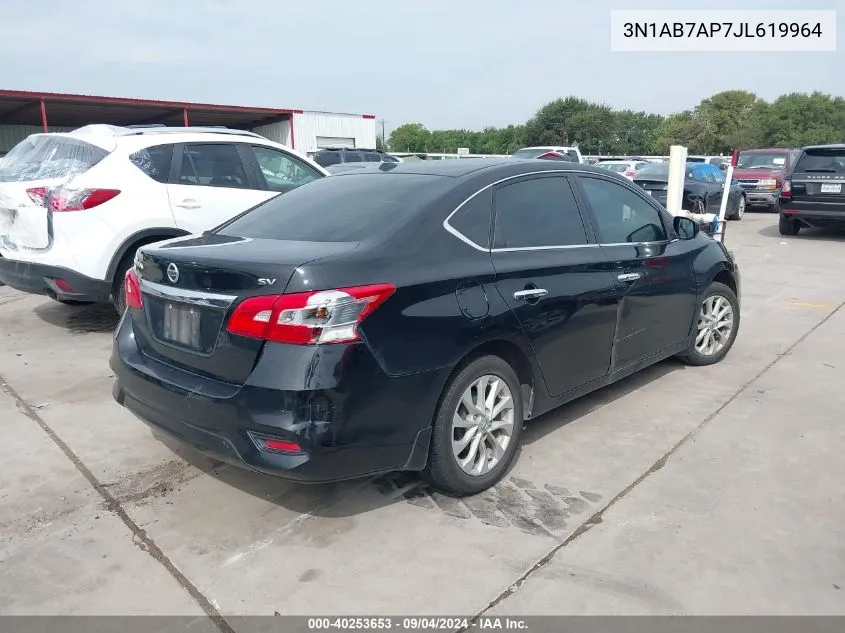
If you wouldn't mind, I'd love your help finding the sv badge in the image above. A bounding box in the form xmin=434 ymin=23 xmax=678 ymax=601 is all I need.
xmin=258 ymin=278 xmax=277 ymax=286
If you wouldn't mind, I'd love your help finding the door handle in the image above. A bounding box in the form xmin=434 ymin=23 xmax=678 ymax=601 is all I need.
xmin=617 ymin=272 xmax=641 ymax=283
xmin=176 ymin=199 xmax=201 ymax=209
xmin=513 ymin=288 xmax=548 ymax=301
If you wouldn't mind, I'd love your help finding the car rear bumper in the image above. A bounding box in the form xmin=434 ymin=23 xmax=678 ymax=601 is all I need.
xmin=110 ymin=312 xmax=446 ymax=483
xmin=0 ymin=254 xmax=111 ymax=302
xmin=744 ymin=190 xmax=778 ymax=206
xmin=781 ymin=205 xmax=845 ymax=225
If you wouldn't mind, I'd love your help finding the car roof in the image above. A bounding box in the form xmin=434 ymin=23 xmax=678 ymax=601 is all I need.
xmin=800 ymin=144 xmax=845 ymax=151
xmin=326 ymin=157 xmax=618 ymax=179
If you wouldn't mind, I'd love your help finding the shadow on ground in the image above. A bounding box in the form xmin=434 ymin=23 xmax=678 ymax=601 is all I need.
xmin=137 ymin=358 xmax=686 ymax=533
xmin=759 ymin=223 xmax=845 ymax=242
xmin=33 ymin=301 xmax=120 ymax=334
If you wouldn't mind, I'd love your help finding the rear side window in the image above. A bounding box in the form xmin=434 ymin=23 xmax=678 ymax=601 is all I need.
xmin=129 ymin=144 xmax=174 ymax=183
xmin=493 ymin=176 xmax=588 ymax=249
xmin=448 ymin=190 xmax=492 ymax=248
xmin=0 ymin=136 xmax=108 ymax=182
xmin=217 ymin=173 xmax=452 ymax=242
xmin=364 ymin=152 xmax=381 ymax=162
xmin=343 ymin=151 xmax=364 ymax=163
xmin=793 ymin=148 xmax=845 ymax=174
xmin=313 ymin=151 xmax=341 ymax=167
xmin=179 ymin=144 xmax=249 ymax=188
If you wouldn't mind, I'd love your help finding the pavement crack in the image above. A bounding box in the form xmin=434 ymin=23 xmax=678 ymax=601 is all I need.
xmin=461 ymin=298 xmax=845 ymax=630
xmin=0 ymin=374 xmax=235 ymax=633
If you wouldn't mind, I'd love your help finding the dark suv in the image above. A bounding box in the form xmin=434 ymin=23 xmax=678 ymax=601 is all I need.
xmin=779 ymin=144 xmax=845 ymax=236
xmin=312 ymin=147 xmax=399 ymax=168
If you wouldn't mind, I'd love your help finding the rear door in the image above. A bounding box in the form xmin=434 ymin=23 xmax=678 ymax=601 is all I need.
xmin=165 ymin=143 xmax=269 ymax=233
xmin=490 ymin=174 xmax=619 ymax=398
xmin=574 ymin=174 xmax=697 ymax=370
xmin=0 ymin=135 xmax=109 ymax=251
xmin=787 ymin=147 xmax=845 ymax=218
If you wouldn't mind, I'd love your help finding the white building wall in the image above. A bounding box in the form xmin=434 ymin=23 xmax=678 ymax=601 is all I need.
xmin=291 ymin=111 xmax=377 ymax=154
xmin=250 ymin=121 xmax=291 ymax=147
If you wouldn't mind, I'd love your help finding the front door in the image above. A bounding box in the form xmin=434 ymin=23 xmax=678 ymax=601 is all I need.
xmin=490 ymin=174 xmax=619 ymax=398
xmin=574 ymin=174 xmax=698 ymax=371
xmin=166 ymin=143 xmax=270 ymax=233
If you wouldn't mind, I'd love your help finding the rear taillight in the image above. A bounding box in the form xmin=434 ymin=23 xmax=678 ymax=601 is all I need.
xmin=49 ymin=188 xmax=121 ymax=212
xmin=226 ymin=284 xmax=395 ymax=345
xmin=125 ymin=268 xmax=143 ymax=310
xmin=782 ymin=180 xmax=792 ymax=198
xmin=26 ymin=187 xmax=48 ymax=206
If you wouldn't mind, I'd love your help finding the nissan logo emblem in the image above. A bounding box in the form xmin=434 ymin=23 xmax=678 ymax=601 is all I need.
xmin=166 ymin=263 xmax=179 ymax=284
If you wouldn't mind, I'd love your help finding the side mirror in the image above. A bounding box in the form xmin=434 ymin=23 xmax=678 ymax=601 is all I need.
xmin=674 ymin=215 xmax=699 ymax=240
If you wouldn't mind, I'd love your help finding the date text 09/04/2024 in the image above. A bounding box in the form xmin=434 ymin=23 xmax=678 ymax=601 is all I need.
xmin=622 ymin=22 xmax=823 ymax=38
xmin=306 ymin=617 xmax=528 ymax=630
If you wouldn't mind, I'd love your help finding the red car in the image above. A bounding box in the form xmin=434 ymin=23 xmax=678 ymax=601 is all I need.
xmin=732 ymin=148 xmax=801 ymax=213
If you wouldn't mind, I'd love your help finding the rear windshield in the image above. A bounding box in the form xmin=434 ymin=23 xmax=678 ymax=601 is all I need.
xmin=635 ymin=163 xmax=669 ymax=178
xmin=598 ymin=163 xmax=627 ymax=173
xmin=512 ymin=149 xmax=546 ymax=159
xmin=793 ymin=148 xmax=845 ymax=173
xmin=313 ymin=151 xmax=341 ymax=167
xmin=216 ymin=172 xmax=452 ymax=242
xmin=0 ymin=135 xmax=108 ymax=182
xmin=736 ymin=151 xmax=788 ymax=169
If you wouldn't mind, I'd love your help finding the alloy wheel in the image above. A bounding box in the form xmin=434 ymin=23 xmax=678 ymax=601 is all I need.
xmin=451 ymin=375 xmax=515 ymax=476
xmin=736 ymin=196 xmax=745 ymax=219
xmin=695 ymin=295 xmax=735 ymax=356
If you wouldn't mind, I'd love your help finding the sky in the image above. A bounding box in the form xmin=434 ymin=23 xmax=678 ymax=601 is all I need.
xmin=0 ymin=0 xmax=842 ymax=134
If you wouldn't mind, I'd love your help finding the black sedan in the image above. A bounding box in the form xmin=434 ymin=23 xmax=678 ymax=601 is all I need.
xmin=111 ymin=159 xmax=741 ymax=496
xmin=634 ymin=162 xmax=747 ymax=220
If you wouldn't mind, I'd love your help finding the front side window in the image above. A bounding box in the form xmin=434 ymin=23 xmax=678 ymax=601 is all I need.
xmin=250 ymin=145 xmax=321 ymax=192
xmin=179 ymin=144 xmax=249 ymax=188
xmin=493 ymin=176 xmax=588 ymax=249
xmin=579 ymin=176 xmax=668 ymax=244
xmin=313 ymin=151 xmax=341 ymax=167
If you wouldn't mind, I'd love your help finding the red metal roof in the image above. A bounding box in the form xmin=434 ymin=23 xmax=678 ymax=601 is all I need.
xmin=0 ymin=89 xmax=297 ymax=129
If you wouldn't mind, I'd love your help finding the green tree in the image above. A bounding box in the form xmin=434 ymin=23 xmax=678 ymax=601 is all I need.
xmin=694 ymin=90 xmax=766 ymax=153
xmin=760 ymin=92 xmax=845 ymax=147
xmin=388 ymin=123 xmax=431 ymax=153
xmin=652 ymin=111 xmax=705 ymax=154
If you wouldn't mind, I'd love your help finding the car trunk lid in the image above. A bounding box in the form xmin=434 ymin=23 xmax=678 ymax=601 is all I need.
xmin=130 ymin=233 xmax=358 ymax=384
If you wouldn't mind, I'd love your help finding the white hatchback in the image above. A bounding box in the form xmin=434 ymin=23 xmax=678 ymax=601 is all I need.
xmin=0 ymin=125 xmax=328 ymax=311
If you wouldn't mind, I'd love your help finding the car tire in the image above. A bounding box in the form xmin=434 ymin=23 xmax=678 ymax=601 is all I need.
xmin=677 ymin=281 xmax=740 ymax=367
xmin=424 ymin=355 xmax=524 ymax=496
xmin=111 ymin=251 xmax=137 ymax=315
xmin=729 ymin=195 xmax=745 ymax=221
xmin=778 ymin=214 xmax=800 ymax=236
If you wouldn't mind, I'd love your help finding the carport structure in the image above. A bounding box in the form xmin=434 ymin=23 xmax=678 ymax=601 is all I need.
xmin=0 ymin=89 xmax=298 ymax=141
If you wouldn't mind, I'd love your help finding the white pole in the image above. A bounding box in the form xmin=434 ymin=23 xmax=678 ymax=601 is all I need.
xmin=714 ymin=150 xmax=737 ymax=243
xmin=665 ymin=144 xmax=717 ymax=228
xmin=665 ymin=145 xmax=687 ymax=216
